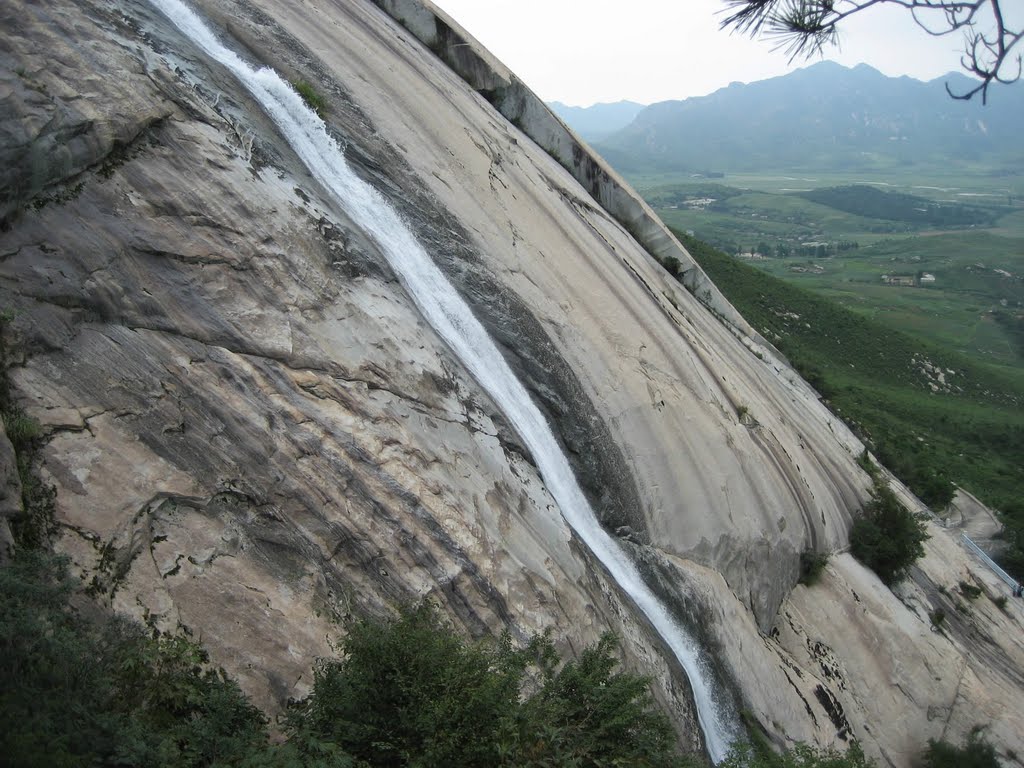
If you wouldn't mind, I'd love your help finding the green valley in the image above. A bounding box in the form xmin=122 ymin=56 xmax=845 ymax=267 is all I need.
xmin=637 ymin=175 xmax=1024 ymax=370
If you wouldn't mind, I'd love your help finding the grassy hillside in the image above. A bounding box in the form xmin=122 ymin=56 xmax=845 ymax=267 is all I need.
xmin=773 ymin=233 xmax=1024 ymax=368
xmin=674 ymin=231 xmax=1024 ymax=574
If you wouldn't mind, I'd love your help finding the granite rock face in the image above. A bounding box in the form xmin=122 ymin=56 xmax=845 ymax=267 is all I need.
xmin=0 ymin=420 xmax=20 ymax=561
xmin=1 ymin=0 xmax=1022 ymax=764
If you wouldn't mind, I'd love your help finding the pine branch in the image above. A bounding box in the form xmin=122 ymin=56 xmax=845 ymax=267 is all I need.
xmin=719 ymin=0 xmax=1022 ymax=101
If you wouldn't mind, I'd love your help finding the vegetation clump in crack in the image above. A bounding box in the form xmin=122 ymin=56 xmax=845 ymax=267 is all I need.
xmin=959 ymin=580 xmax=983 ymax=600
xmin=293 ymin=79 xmax=326 ymax=116
xmin=0 ymin=312 xmax=55 ymax=549
xmin=798 ymin=550 xmax=829 ymax=586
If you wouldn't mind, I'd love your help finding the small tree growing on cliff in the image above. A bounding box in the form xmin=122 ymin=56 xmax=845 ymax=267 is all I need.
xmin=849 ymin=480 xmax=928 ymax=585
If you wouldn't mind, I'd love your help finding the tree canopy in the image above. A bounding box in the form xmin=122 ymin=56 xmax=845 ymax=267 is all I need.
xmin=849 ymin=478 xmax=930 ymax=586
xmin=720 ymin=1 xmax=1022 ymax=102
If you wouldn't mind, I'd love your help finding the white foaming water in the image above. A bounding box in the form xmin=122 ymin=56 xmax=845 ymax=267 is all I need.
xmin=149 ymin=0 xmax=737 ymax=760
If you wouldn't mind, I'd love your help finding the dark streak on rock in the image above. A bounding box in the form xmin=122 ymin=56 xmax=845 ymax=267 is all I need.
xmin=784 ymin=669 xmax=819 ymax=728
xmin=813 ymin=683 xmax=851 ymax=740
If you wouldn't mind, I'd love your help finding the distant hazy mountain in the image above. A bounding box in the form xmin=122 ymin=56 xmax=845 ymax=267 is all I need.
xmin=548 ymin=100 xmax=645 ymax=142
xmin=595 ymin=62 xmax=1023 ymax=174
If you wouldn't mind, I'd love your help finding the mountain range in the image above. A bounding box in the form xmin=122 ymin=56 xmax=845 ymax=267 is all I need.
xmin=557 ymin=62 xmax=1024 ymax=173
xmin=548 ymin=100 xmax=644 ymax=141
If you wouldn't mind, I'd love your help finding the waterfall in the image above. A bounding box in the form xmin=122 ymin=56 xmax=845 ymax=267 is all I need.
xmin=149 ymin=0 xmax=738 ymax=760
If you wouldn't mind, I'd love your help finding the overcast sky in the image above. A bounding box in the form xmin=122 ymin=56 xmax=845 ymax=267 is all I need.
xmin=431 ymin=0 xmax=973 ymax=106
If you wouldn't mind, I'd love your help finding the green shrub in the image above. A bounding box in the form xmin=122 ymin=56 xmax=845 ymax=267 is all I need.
xmin=0 ymin=550 xmax=270 ymax=767
xmin=286 ymin=602 xmax=524 ymax=767
xmin=293 ymin=80 xmax=326 ymax=116
xmin=508 ymin=632 xmax=681 ymax=767
xmin=10 ymin=468 xmax=56 ymax=551
xmin=3 ymin=412 xmax=40 ymax=450
xmin=959 ymin=581 xmax=983 ymax=600
xmin=856 ymin=449 xmax=878 ymax=479
xmin=720 ymin=739 xmax=876 ymax=767
xmin=922 ymin=732 xmax=1001 ymax=768
xmin=799 ymin=550 xmax=829 ymax=586
xmin=995 ymin=508 xmax=1024 ymax=583
xmin=929 ymin=608 xmax=947 ymax=631
xmin=661 ymin=255 xmax=682 ymax=274
xmin=849 ymin=480 xmax=928 ymax=586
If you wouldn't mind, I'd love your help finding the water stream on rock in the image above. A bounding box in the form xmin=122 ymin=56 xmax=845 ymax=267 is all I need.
xmin=149 ymin=0 xmax=738 ymax=759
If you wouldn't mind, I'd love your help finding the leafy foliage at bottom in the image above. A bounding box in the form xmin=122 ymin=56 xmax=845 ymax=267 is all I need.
xmin=0 ymin=552 xmax=685 ymax=767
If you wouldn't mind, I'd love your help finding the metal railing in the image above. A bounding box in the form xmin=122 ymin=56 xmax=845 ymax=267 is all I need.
xmin=962 ymin=534 xmax=1022 ymax=594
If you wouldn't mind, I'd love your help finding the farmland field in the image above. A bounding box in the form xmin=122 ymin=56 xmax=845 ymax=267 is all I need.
xmin=632 ymin=170 xmax=1024 ymax=368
